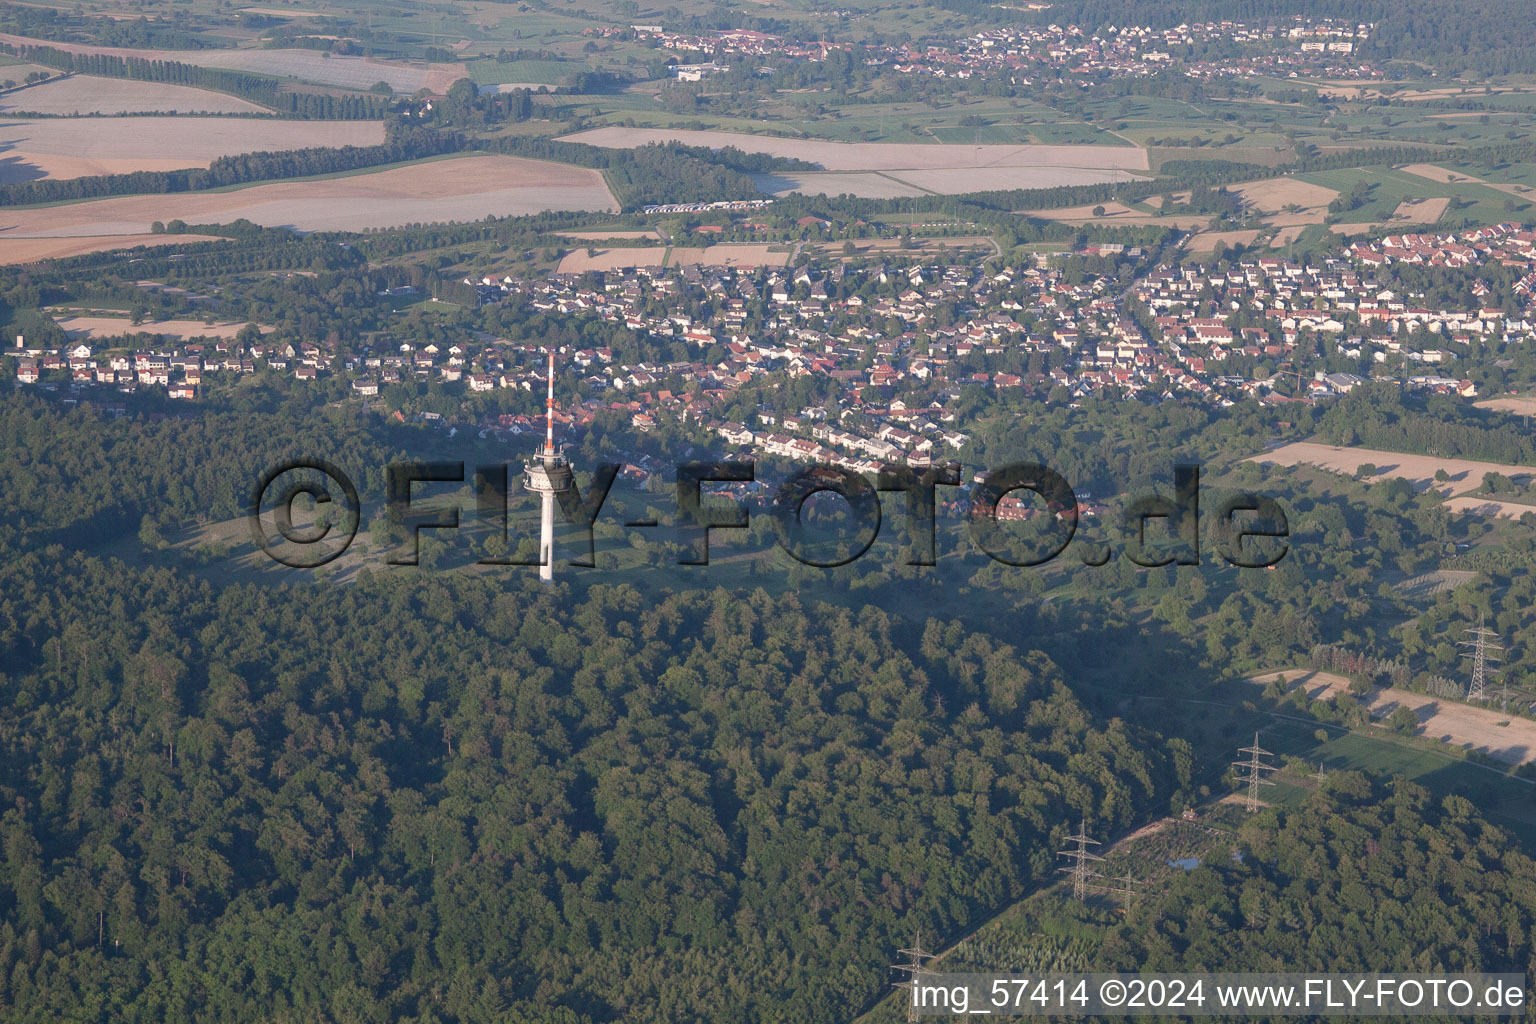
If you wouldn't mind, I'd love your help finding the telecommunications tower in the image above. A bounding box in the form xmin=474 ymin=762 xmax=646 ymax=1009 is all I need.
xmin=523 ymin=350 xmax=573 ymax=583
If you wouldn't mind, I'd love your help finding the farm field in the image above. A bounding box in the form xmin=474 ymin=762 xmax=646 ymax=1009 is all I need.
xmin=0 ymin=74 xmax=271 ymax=114
xmin=556 ymin=229 xmax=662 ymax=240
xmin=0 ymin=233 xmax=225 ymax=263
xmin=890 ymin=165 xmax=1144 ymax=193
xmin=52 ymin=315 xmax=272 ymax=340
xmin=1298 ymin=165 xmax=1523 ymax=225
xmin=1183 ymin=228 xmax=1261 ymax=253
xmin=0 ymin=117 xmax=384 ymax=181
xmin=668 ymin=244 xmax=785 ymax=269
xmin=0 ymin=155 xmax=616 ymax=244
xmin=1230 ymin=176 xmax=1339 ymax=228
xmin=1249 ymin=442 xmax=1535 ymax=496
xmin=1295 ymin=671 xmax=1536 ymax=766
xmin=556 ymin=243 xmax=784 ymax=273
xmin=1475 ymin=395 xmax=1536 ymax=415
xmin=1393 ymin=196 xmax=1451 ymax=221
xmin=558 ymin=126 xmax=1150 ymax=173
xmin=1030 ymin=201 xmax=1209 ymax=229
xmin=0 ymin=33 xmax=465 ymax=92
xmin=1401 ymin=162 xmax=1536 ymax=202
xmin=1441 ymin=496 xmax=1533 ymax=519
xmin=751 ymin=170 xmax=931 ymax=199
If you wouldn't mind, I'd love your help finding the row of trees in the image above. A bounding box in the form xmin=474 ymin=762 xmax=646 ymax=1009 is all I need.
xmin=3 ymin=46 xmax=391 ymax=119
xmin=0 ymin=128 xmax=460 ymax=206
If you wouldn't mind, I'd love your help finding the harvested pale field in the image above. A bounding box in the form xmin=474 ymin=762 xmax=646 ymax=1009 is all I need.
xmin=1248 ymin=442 xmax=1536 ymax=497
xmin=1317 ymin=83 xmax=1485 ymax=102
xmin=54 ymin=315 xmax=272 ymax=340
xmin=1442 ymin=496 xmax=1533 ymax=519
xmin=1284 ymin=669 xmax=1536 ymax=766
xmin=557 ymin=247 xmax=666 ymax=273
xmin=190 ymin=50 xmax=466 ymax=93
xmin=816 ymin=235 xmax=995 ymax=253
xmin=559 ymin=126 xmax=1149 ymax=173
xmin=1031 ymin=201 xmax=1208 ymax=228
xmin=669 ymin=244 xmax=785 ymax=268
xmin=0 ymin=155 xmax=616 ymax=236
xmin=0 ymin=33 xmax=464 ymax=93
xmin=1475 ymin=395 xmax=1536 ymax=415
xmin=0 ymin=233 xmax=225 ymax=264
xmin=889 ymin=165 xmax=1144 ymax=194
xmin=1402 ymin=163 xmax=1469 ymax=183
xmin=237 ymin=7 xmax=326 ymax=16
xmin=1392 ymin=196 xmax=1450 ymax=222
xmin=0 ymin=75 xmax=270 ymax=115
xmin=1401 ymin=163 xmax=1535 ymax=202
xmin=1034 ymin=200 xmax=1138 ymax=218
xmin=1231 ymin=176 xmax=1339 ymax=214
xmin=1270 ymin=224 xmax=1309 ymax=247
xmin=752 ymin=170 xmax=930 ymax=199
xmin=0 ymin=117 xmax=383 ymax=181
xmin=556 ymin=243 xmax=784 ymax=274
xmin=1183 ymin=229 xmax=1260 ymax=253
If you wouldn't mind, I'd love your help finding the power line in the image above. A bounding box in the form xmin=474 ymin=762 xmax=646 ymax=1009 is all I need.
xmin=1233 ymin=732 xmax=1277 ymax=813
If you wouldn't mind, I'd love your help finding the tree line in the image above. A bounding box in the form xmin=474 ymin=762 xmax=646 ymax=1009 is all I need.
xmin=1 ymin=45 xmax=391 ymax=119
xmin=0 ymin=128 xmax=460 ymax=206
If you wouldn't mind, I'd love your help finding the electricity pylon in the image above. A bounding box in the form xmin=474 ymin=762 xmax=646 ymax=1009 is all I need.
xmin=1233 ymin=732 xmax=1277 ymax=812
xmin=1459 ymin=618 xmax=1504 ymax=702
xmin=892 ymin=934 xmax=938 ymax=1022
xmin=1057 ymin=819 xmax=1104 ymax=900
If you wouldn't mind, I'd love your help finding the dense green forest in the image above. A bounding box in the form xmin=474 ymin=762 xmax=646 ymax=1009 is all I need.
xmin=915 ymin=773 xmax=1536 ymax=1023
xmin=1101 ymin=775 xmax=1536 ymax=974
xmin=0 ymin=542 xmax=1174 ymax=1022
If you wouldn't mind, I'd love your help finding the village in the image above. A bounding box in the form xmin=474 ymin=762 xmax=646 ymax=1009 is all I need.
xmin=629 ymin=16 xmax=1381 ymax=87
xmin=14 ymin=222 xmax=1536 ymax=477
